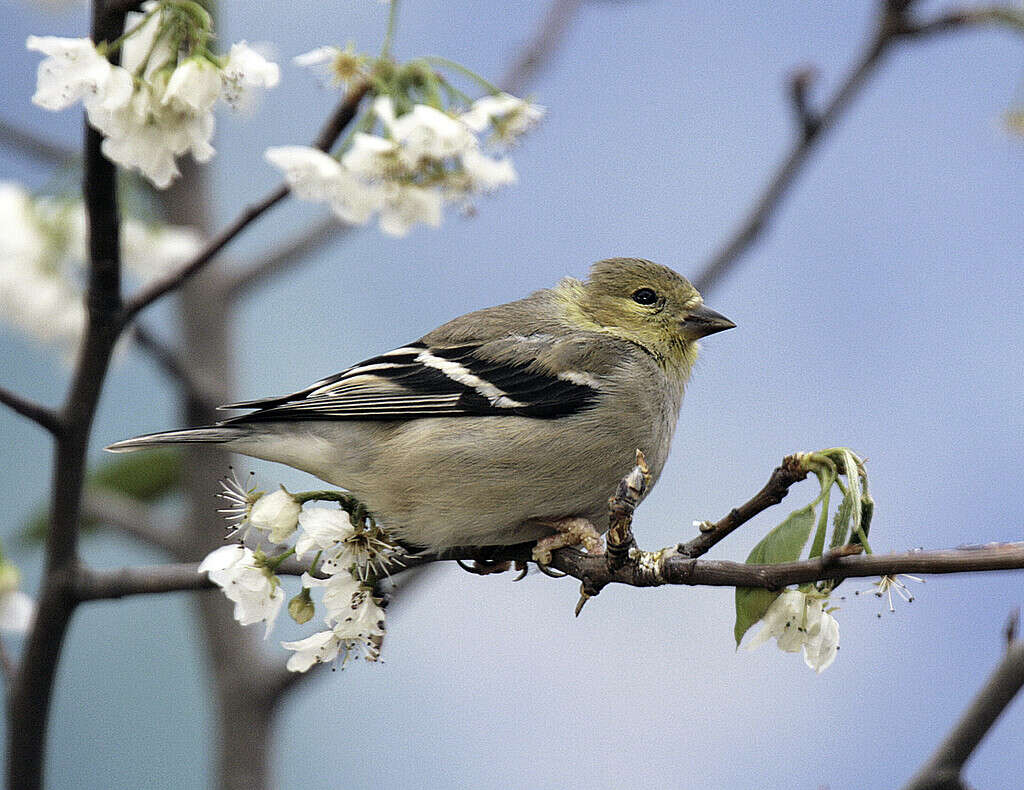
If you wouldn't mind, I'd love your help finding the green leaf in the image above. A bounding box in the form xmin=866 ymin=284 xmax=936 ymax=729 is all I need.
xmin=90 ymin=448 xmax=182 ymax=502
xmin=829 ymin=491 xmax=853 ymax=549
xmin=733 ymin=504 xmax=816 ymax=646
xmin=21 ymin=449 xmax=182 ymax=543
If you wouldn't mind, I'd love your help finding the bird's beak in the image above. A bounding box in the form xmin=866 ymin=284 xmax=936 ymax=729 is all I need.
xmin=680 ymin=304 xmax=736 ymax=339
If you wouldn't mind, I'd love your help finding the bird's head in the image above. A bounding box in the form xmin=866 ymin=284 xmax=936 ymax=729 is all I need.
xmin=570 ymin=257 xmax=735 ymax=381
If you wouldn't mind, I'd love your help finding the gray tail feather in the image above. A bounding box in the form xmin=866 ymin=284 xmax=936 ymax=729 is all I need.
xmin=105 ymin=426 xmax=248 ymax=453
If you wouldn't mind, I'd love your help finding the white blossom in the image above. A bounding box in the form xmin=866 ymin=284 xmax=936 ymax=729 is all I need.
xmin=27 ymin=6 xmax=278 ymax=188
xmin=0 ymin=565 xmax=35 ymax=634
xmin=384 ymin=101 xmax=476 ymax=165
xmin=163 ymin=58 xmax=222 ymax=114
xmin=281 ymin=628 xmax=343 ymax=672
xmin=26 ymin=35 xmax=132 ymax=114
xmin=459 ymin=148 xmax=518 ymax=192
xmin=293 ymin=47 xmax=340 ymax=68
xmin=248 ymin=488 xmax=301 ymax=543
xmin=265 ymin=146 xmax=380 ymax=225
xmin=295 ymin=507 xmax=355 ymax=559
xmin=283 ymin=575 xmax=386 ymax=672
xmin=341 ymin=132 xmax=404 ymax=181
xmin=460 ymin=93 xmax=544 ymax=148
xmin=198 ymin=545 xmax=284 ymax=638
xmin=221 ymin=42 xmax=280 ymax=111
xmin=745 ymin=589 xmax=840 ymax=673
xmin=377 ymin=183 xmax=442 ymax=237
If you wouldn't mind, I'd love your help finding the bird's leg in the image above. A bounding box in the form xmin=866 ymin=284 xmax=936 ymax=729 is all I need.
xmin=532 ymin=517 xmax=605 ymax=565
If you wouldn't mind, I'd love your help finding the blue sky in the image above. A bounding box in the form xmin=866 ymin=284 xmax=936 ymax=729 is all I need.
xmin=2 ymin=1 xmax=1023 ymax=788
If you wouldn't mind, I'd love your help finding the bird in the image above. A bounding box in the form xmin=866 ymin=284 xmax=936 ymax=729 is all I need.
xmin=107 ymin=258 xmax=734 ymax=556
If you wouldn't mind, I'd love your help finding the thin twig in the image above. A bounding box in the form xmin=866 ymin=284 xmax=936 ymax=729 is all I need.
xmin=692 ymin=0 xmax=1024 ymax=295
xmin=0 ymin=386 xmax=62 ymax=436
xmin=130 ymin=323 xmax=211 ymax=407
xmin=0 ymin=119 xmax=76 ymax=166
xmin=82 ymin=490 xmax=186 ymax=559
xmin=499 ymin=0 xmax=584 ymax=95
xmin=122 ymin=82 xmax=371 ymax=322
xmin=225 ymin=215 xmax=349 ymax=300
xmin=677 ymin=455 xmax=808 ymax=558
xmin=902 ymin=639 xmax=1024 ymax=790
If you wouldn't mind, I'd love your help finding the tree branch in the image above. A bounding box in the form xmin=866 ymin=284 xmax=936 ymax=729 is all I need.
xmin=677 ymin=454 xmax=809 ymax=558
xmin=902 ymin=637 xmax=1024 ymax=790
xmin=6 ymin=6 xmax=129 ymax=788
xmin=0 ymin=386 xmax=62 ymax=436
xmin=121 ymin=81 xmax=371 ymax=322
xmin=70 ymin=542 xmax=1024 ymax=601
xmin=499 ymin=0 xmax=583 ymax=96
xmin=692 ymin=0 xmax=1024 ymax=295
xmin=82 ymin=490 xmax=186 ymax=559
xmin=130 ymin=323 xmax=213 ymax=408
xmin=0 ymin=118 xmax=76 ymax=166
xmin=224 ymin=215 xmax=350 ymax=300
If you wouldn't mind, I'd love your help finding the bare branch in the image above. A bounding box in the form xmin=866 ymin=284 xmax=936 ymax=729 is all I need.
xmin=899 ymin=6 xmax=1024 ymax=38
xmin=82 ymin=489 xmax=186 ymax=558
xmin=122 ymin=82 xmax=371 ymax=322
xmin=225 ymin=215 xmax=350 ymax=300
xmin=0 ymin=386 xmax=62 ymax=436
xmin=692 ymin=1 xmax=1024 ymax=295
xmin=7 ymin=6 xmax=130 ymax=787
xmin=902 ymin=638 xmax=1024 ymax=790
xmin=75 ymin=562 xmax=213 ymax=600
xmin=0 ymin=118 xmax=76 ymax=166
xmin=678 ymin=454 xmax=809 ymax=558
xmin=130 ymin=323 xmax=213 ymax=408
xmin=499 ymin=0 xmax=583 ymax=95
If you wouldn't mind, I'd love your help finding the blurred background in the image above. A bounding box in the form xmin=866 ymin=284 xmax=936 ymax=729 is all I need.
xmin=1 ymin=0 xmax=1022 ymax=787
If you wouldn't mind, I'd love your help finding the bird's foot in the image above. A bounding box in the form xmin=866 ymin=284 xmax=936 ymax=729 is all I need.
xmin=532 ymin=517 xmax=605 ymax=565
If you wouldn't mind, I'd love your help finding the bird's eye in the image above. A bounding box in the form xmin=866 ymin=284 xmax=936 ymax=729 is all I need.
xmin=631 ymin=288 xmax=658 ymax=306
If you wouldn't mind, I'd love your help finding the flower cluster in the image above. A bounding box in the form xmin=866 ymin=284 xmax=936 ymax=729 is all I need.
xmin=0 ymin=181 xmax=202 ymax=353
xmin=27 ymin=1 xmax=279 ymax=187
xmin=204 ymin=471 xmax=396 ymax=671
xmin=267 ymin=66 xmax=543 ymax=236
xmin=745 ymin=589 xmax=840 ymax=673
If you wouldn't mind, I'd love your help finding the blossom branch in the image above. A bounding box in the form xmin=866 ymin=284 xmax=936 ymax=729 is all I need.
xmin=122 ymin=81 xmax=371 ymax=322
xmin=902 ymin=635 xmax=1024 ymax=790
xmin=692 ymin=0 xmax=1023 ymax=294
xmin=0 ymin=386 xmax=62 ymax=436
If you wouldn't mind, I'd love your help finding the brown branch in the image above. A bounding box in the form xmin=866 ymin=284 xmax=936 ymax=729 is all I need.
xmin=0 ymin=119 xmax=76 ymax=166
xmin=902 ymin=638 xmax=1024 ymax=790
xmin=499 ymin=0 xmax=583 ymax=95
xmin=82 ymin=490 xmax=186 ymax=558
xmin=121 ymin=81 xmax=371 ymax=322
xmin=6 ymin=6 xmax=129 ymax=789
xmin=898 ymin=6 xmax=1024 ymax=38
xmin=0 ymin=386 xmax=62 ymax=436
xmin=225 ymin=215 xmax=350 ymax=300
xmin=75 ymin=562 xmax=214 ymax=600
xmin=69 ymin=543 xmax=1024 ymax=601
xmin=678 ymin=454 xmax=809 ymax=558
xmin=692 ymin=0 xmax=1024 ymax=295
xmin=130 ymin=323 xmax=212 ymax=408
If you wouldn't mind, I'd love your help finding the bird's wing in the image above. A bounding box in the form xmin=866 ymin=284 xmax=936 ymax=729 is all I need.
xmin=218 ymin=336 xmax=613 ymax=423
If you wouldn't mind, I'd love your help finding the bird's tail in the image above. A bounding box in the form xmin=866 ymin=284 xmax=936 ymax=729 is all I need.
xmin=105 ymin=426 xmax=248 ymax=453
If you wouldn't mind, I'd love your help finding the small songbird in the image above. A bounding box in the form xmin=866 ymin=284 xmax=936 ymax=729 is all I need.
xmin=107 ymin=258 xmax=734 ymax=555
